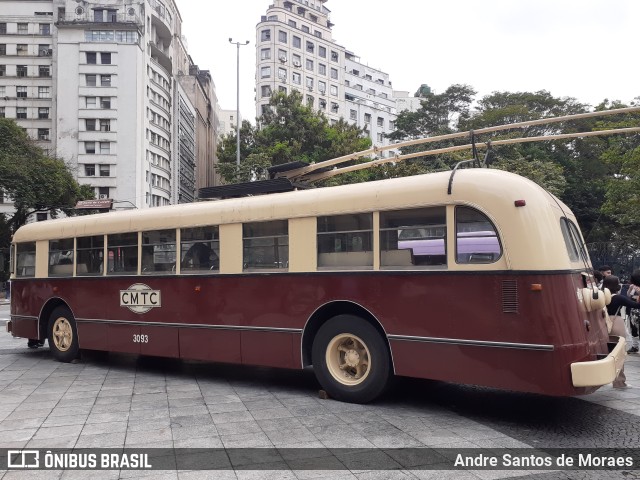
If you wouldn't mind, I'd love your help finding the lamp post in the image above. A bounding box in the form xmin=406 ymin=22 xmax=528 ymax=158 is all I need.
xmin=229 ymin=38 xmax=249 ymax=168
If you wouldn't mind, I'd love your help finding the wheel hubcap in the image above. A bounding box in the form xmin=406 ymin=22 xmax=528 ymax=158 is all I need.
xmin=326 ymin=334 xmax=371 ymax=386
xmin=52 ymin=317 xmax=73 ymax=352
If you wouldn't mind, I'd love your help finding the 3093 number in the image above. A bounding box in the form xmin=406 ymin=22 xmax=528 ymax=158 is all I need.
xmin=132 ymin=334 xmax=149 ymax=343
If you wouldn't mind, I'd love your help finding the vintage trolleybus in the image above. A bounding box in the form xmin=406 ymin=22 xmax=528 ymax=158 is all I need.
xmin=7 ymin=168 xmax=625 ymax=403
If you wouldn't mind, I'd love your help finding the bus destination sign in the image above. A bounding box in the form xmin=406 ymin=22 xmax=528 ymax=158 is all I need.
xmin=120 ymin=284 xmax=162 ymax=314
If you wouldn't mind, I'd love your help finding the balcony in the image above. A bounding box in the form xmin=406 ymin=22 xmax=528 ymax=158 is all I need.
xmin=57 ymin=12 xmax=142 ymax=28
xmin=149 ymin=0 xmax=173 ymax=42
xmin=149 ymin=42 xmax=172 ymax=76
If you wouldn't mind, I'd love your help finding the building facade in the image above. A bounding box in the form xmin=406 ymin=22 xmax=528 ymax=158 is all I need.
xmin=255 ymin=0 xmax=397 ymax=152
xmin=0 ymin=0 xmax=219 ymax=211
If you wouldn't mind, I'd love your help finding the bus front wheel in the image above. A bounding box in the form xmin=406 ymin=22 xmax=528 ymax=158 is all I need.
xmin=312 ymin=315 xmax=391 ymax=403
xmin=47 ymin=306 xmax=79 ymax=362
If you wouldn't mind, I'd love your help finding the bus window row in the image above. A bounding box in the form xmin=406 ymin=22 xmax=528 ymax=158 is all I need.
xmin=13 ymin=205 xmax=502 ymax=278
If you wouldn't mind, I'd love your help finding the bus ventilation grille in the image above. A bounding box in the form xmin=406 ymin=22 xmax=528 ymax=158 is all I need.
xmin=502 ymin=280 xmax=518 ymax=313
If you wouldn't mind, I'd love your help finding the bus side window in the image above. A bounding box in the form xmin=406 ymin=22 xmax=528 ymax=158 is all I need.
xmin=142 ymin=229 xmax=176 ymax=274
xmin=181 ymin=226 xmax=220 ymax=273
xmin=49 ymin=238 xmax=74 ymax=277
xmin=15 ymin=242 xmax=36 ymax=277
xmin=455 ymin=206 xmax=502 ymax=264
xmin=317 ymin=213 xmax=373 ymax=269
xmin=380 ymin=207 xmax=446 ymax=268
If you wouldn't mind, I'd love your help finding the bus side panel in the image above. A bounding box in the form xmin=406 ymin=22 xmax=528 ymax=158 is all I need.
xmin=241 ymin=331 xmax=297 ymax=369
xmin=389 ymin=340 xmax=578 ymax=396
xmin=10 ymin=317 xmax=39 ymax=339
xmin=107 ymin=324 xmax=140 ymax=354
xmin=140 ymin=325 xmax=179 ymax=358
xmin=178 ymin=329 xmax=241 ymax=364
xmin=76 ymin=322 xmax=108 ymax=350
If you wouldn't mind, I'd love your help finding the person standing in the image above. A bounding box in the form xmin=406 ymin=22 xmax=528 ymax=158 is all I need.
xmin=603 ymin=275 xmax=639 ymax=388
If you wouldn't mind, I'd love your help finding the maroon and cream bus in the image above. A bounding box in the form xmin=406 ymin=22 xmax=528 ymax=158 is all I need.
xmin=7 ymin=168 xmax=625 ymax=403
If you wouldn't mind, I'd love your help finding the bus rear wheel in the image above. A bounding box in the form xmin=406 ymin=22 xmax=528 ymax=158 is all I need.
xmin=312 ymin=315 xmax=391 ymax=403
xmin=47 ymin=306 xmax=79 ymax=363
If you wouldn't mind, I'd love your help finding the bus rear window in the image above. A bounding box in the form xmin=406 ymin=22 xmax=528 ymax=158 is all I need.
xmin=455 ymin=207 xmax=501 ymax=264
xmin=16 ymin=242 xmax=35 ymax=277
xmin=560 ymin=218 xmax=588 ymax=264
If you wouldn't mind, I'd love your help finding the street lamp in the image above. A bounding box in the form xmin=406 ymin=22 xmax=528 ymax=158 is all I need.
xmin=229 ymin=38 xmax=250 ymax=168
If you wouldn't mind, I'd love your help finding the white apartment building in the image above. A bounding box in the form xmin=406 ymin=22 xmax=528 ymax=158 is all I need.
xmin=255 ymin=0 xmax=397 ymax=152
xmin=0 ymin=0 xmax=219 ymax=212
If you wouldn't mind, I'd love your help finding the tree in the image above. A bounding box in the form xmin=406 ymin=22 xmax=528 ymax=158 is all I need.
xmin=0 ymin=119 xmax=94 ymax=275
xmin=216 ymin=91 xmax=370 ymax=183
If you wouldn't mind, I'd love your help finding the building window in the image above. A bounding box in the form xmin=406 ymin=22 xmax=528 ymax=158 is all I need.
xmin=16 ymin=86 xmax=27 ymax=98
xmin=261 ymin=29 xmax=271 ymax=41
xmin=377 ymin=133 xmax=384 ymax=143
xmin=301 ymin=25 xmax=309 ymax=33
xmin=278 ymin=86 xmax=287 ymax=94
xmin=38 ymin=107 xmax=49 ymax=119
xmin=100 ymin=97 xmax=111 ymax=109
xmin=330 ymin=85 xmax=338 ymax=96
xmin=305 ymin=77 xmax=313 ymax=90
xmin=0 ymin=107 xmax=4 ymax=118
xmin=292 ymin=54 xmax=301 ymax=67
xmin=38 ymin=86 xmax=50 ymax=98
xmin=288 ymin=20 xmax=296 ymax=27
xmin=17 ymin=23 xmax=28 ymax=35
xmin=389 ymin=121 xmax=395 ymax=130
xmin=331 ymin=102 xmax=339 ymax=113
xmin=243 ymin=220 xmax=288 ymax=271
xmin=293 ymin=36 xmax=301 ymax=48
xmin=0 ymin=65 xmax=4 ymax=76
xmin=306 ymin=41 xmax=314 ymax=53
xmin=39 ymin=65 xmax=50 ymax=77
xmin=277 ymin=67 xmax=286 ymax=80
xmin=99 ymin=165 xmax=110 ymax=176
xmin=39 ymin=24 xmax=51 ymax=35
xmin=86 ymin=97 xmax=96 ymax=108
xmin=314 ymin=31 xmax=322 ymax=38
xmin=100 ymin=74 xmax=111 ymax=86
xmin=86 ymin=52 xmax=97 ymax=64
xmin=17 ymin=44 xmax=28 ymax=55
xmin=38 ymin=45 xmax=50 ymax=56
xmin=305 ymin=59 xmax=313 ymax=71
xmin=100 ymin=142 xmax=110 ymax=154
xmin=85 ymin=142 xmax=96 ymax=154
xmin=16 ymin=107 xmax=27 ymax=119
xmin=350 ymin=109 xmax=357 ymax=120
xmin=318 ymin=63 xmax=326 ymax=75
xmin=84 ymin=164 xmax=95 ymax=176
xmin=98 ymin=186 xmax=109 ymax=199
xmin=86 ymin=119 xmax=96 ymax=131
xmin=261 ymin=85 xmax=272 ymax=98
xmin=306 ymin=95 xmax=314 ymax=108
xmin=331 ymin=51 xmax=339 ymax=62
xmin=364 ymin=113 xmax=371 ymax=123
xmin=377 ymin=117 xmax=384 ymax=127
xmin=330 ymin=68 xmax=338 ymax=80
xmin=86 ymin=74 xmax=97 ymax=86
xmin=0 ymin=45 xmax=6 ymax=55
xmin=292 ymin=72 xmax=301 ymax=85
xmin=318 ymin=81 xmax=326 ymax=94
xmin=0 ymin=23 xmax=6 ymax=35
xmin=260 ymin=66 xmax=271 ymax=78
xmin=101 ymin=52 xmax=111 ymax=64
xmin=17 ymin=65 xmax=27 ymax=77
xmin=100 ymin=119 xmax=110 ymax=132
xmin=318 ymin=46 xmax=327 ymax=58
xmin=37 ymin=128 xmax=49 ymax=140
xmin=260 ymin=48 xmax=271 ymax=60
xmin=278 ymin=31 xmax=287 ymax=43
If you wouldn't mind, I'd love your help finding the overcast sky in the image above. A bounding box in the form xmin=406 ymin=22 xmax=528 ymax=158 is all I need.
xmin=176 ymin=0 xmax=639 ymax=122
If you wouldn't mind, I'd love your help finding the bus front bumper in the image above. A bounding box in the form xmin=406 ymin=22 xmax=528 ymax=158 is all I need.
xmin=571 ymin=336 xmax=627 ymax=387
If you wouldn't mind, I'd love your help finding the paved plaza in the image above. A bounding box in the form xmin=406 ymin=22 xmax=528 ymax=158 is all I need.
xmin=0 ymin=300 xmax=639 ymax=479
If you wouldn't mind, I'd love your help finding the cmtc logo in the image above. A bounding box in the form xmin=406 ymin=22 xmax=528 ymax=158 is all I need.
xmin=7 ymin=450 xmax=39 ymax=468
xmin=120 ymin=284 xmax=161 ymax=314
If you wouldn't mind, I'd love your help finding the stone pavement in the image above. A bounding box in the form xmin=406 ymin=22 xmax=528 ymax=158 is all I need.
xmin=0 ymin=306 xmax=638 ymax=479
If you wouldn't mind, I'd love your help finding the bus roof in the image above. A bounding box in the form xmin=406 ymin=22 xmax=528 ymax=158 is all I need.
xmin=13 ymin=168 xmax=580 ymax=271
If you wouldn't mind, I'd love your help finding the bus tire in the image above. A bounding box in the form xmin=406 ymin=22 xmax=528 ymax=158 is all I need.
xmin=47 ymin=306 xmax=79 ymax=363
xmin=312 ymin=315 xmax=391 ymax=403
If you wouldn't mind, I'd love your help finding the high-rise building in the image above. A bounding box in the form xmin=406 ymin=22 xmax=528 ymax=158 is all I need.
xmin=255 ymin=0 xmax=397 ymax=153
xmin=0 ymin=0 xmax=220 ymax=211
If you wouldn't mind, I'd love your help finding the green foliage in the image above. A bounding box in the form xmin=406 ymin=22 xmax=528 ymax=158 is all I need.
xmin=216 ymin=91 xmax=371 ymax=183
xmin=0 ymin=118 xmax=94 ymax=235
